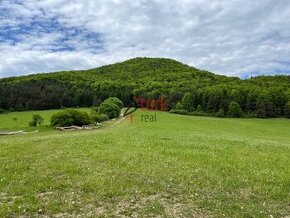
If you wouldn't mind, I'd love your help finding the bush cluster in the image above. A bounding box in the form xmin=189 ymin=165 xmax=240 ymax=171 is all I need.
xmin=92 ymin=113 xmax=109 ymax=123
xmin=50 ymin=97 xmax=123 ymax=127
xmin=169 ymin=109 xmax=189 ymax=115
xmin=97 ymin=97 xmax=123 ymax=119
xmin=50 ymin=109 xmax=92 ymax=127
xmin=172 ymin=100 xmax=245 ymax=118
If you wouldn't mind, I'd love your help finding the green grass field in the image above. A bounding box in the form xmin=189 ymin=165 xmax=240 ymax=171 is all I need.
xmin=0 ymin=110 xmax=290 ymax=217
xmin=0 ymin=108 xmax=91 ymax=131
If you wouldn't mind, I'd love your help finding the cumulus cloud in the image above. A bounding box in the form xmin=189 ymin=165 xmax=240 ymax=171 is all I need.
xmin=0 ymin=0 xmax=290 ymax=77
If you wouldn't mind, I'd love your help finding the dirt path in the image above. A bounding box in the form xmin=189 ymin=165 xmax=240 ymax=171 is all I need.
xmin=110 ymin=116 xmax=127 ymax=128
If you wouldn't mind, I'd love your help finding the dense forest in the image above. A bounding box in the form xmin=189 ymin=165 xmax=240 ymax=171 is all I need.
xmin=0 ymin=57 xmax=289 ymax=118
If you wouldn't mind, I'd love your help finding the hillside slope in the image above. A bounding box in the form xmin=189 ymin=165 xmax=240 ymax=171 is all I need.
xmin=0 ymin=57 xmax=289 ymax=118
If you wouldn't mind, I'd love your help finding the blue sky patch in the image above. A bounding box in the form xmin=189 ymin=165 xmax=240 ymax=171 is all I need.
xmin=0 ymin=0 xmax=290 ymax=77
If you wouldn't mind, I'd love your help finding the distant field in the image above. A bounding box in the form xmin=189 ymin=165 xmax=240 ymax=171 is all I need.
xmin=0 ymin=108 xmax=91 ymax=131
xmin=0 ymin=110 xmax=290 ymax=217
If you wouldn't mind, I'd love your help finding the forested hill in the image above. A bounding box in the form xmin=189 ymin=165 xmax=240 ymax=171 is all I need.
xmin=0 ymin=57 xmax=289 ymax=118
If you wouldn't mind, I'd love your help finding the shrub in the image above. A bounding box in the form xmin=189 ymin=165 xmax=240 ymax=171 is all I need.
xmin=92 ymin=113 xmax=109 ymax=122
xmin=216 ymin=108 xmax=225 ymax=118
xmin=175 ymin=102 xmax=183 ymax=110
xmin=29 ymin=114 xmax=44 ymax=127
xmin=170 ymin=109 xmax=209 ymax=117
xmin=169 ymin=109 xmax=188 ymax=115
xmin=98 ymin=99 xmax=122 ymax=119
xmin=50 ymin=109 xmax=92 ymax=127
xmin=106 ymin=97 xmax=124 ymax=109
xmin=190 ymin=110 xmax=209 ymax=117
xmin=228 ymin=101 xmax=243 ymax=118
xmin=91 ymin=106 xmax=99 ymax=113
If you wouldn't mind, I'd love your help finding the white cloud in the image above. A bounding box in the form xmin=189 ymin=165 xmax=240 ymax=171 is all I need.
xmin=1 ymin=0 xmax=290 ymax=77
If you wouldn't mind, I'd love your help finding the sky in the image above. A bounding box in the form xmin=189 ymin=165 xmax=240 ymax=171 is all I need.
xmin=0 ymin=0 xmax=290 ymax=78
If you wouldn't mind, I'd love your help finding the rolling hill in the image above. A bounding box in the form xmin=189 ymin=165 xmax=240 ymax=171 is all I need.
xmin=0 ymin=57 xmax=289 ymax=118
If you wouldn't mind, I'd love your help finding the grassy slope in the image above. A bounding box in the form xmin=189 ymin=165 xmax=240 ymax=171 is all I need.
xmin=0 ymin=110 xmax=289 ymax=217
xmin=0 ymin=108 xmax=91 ymax=131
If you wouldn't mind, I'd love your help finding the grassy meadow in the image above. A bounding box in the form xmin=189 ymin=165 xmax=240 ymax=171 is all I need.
xmin=0 ymin=108 xmax=91 ymax=131
xmin=0 ymin=109 xmax=290 ymax=217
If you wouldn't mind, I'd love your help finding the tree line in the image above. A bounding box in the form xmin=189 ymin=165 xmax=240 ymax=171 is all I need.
xmin=0 ymin=57 xmax=289 ymax=118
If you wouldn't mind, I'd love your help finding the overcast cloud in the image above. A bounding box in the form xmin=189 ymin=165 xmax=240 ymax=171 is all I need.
xmin=1 ymin=0 xmax=290 ymax=78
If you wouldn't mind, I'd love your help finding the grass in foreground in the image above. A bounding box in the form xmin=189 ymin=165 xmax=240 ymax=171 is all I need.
xmin=0 ymin=110 xmax=290 ymax=217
